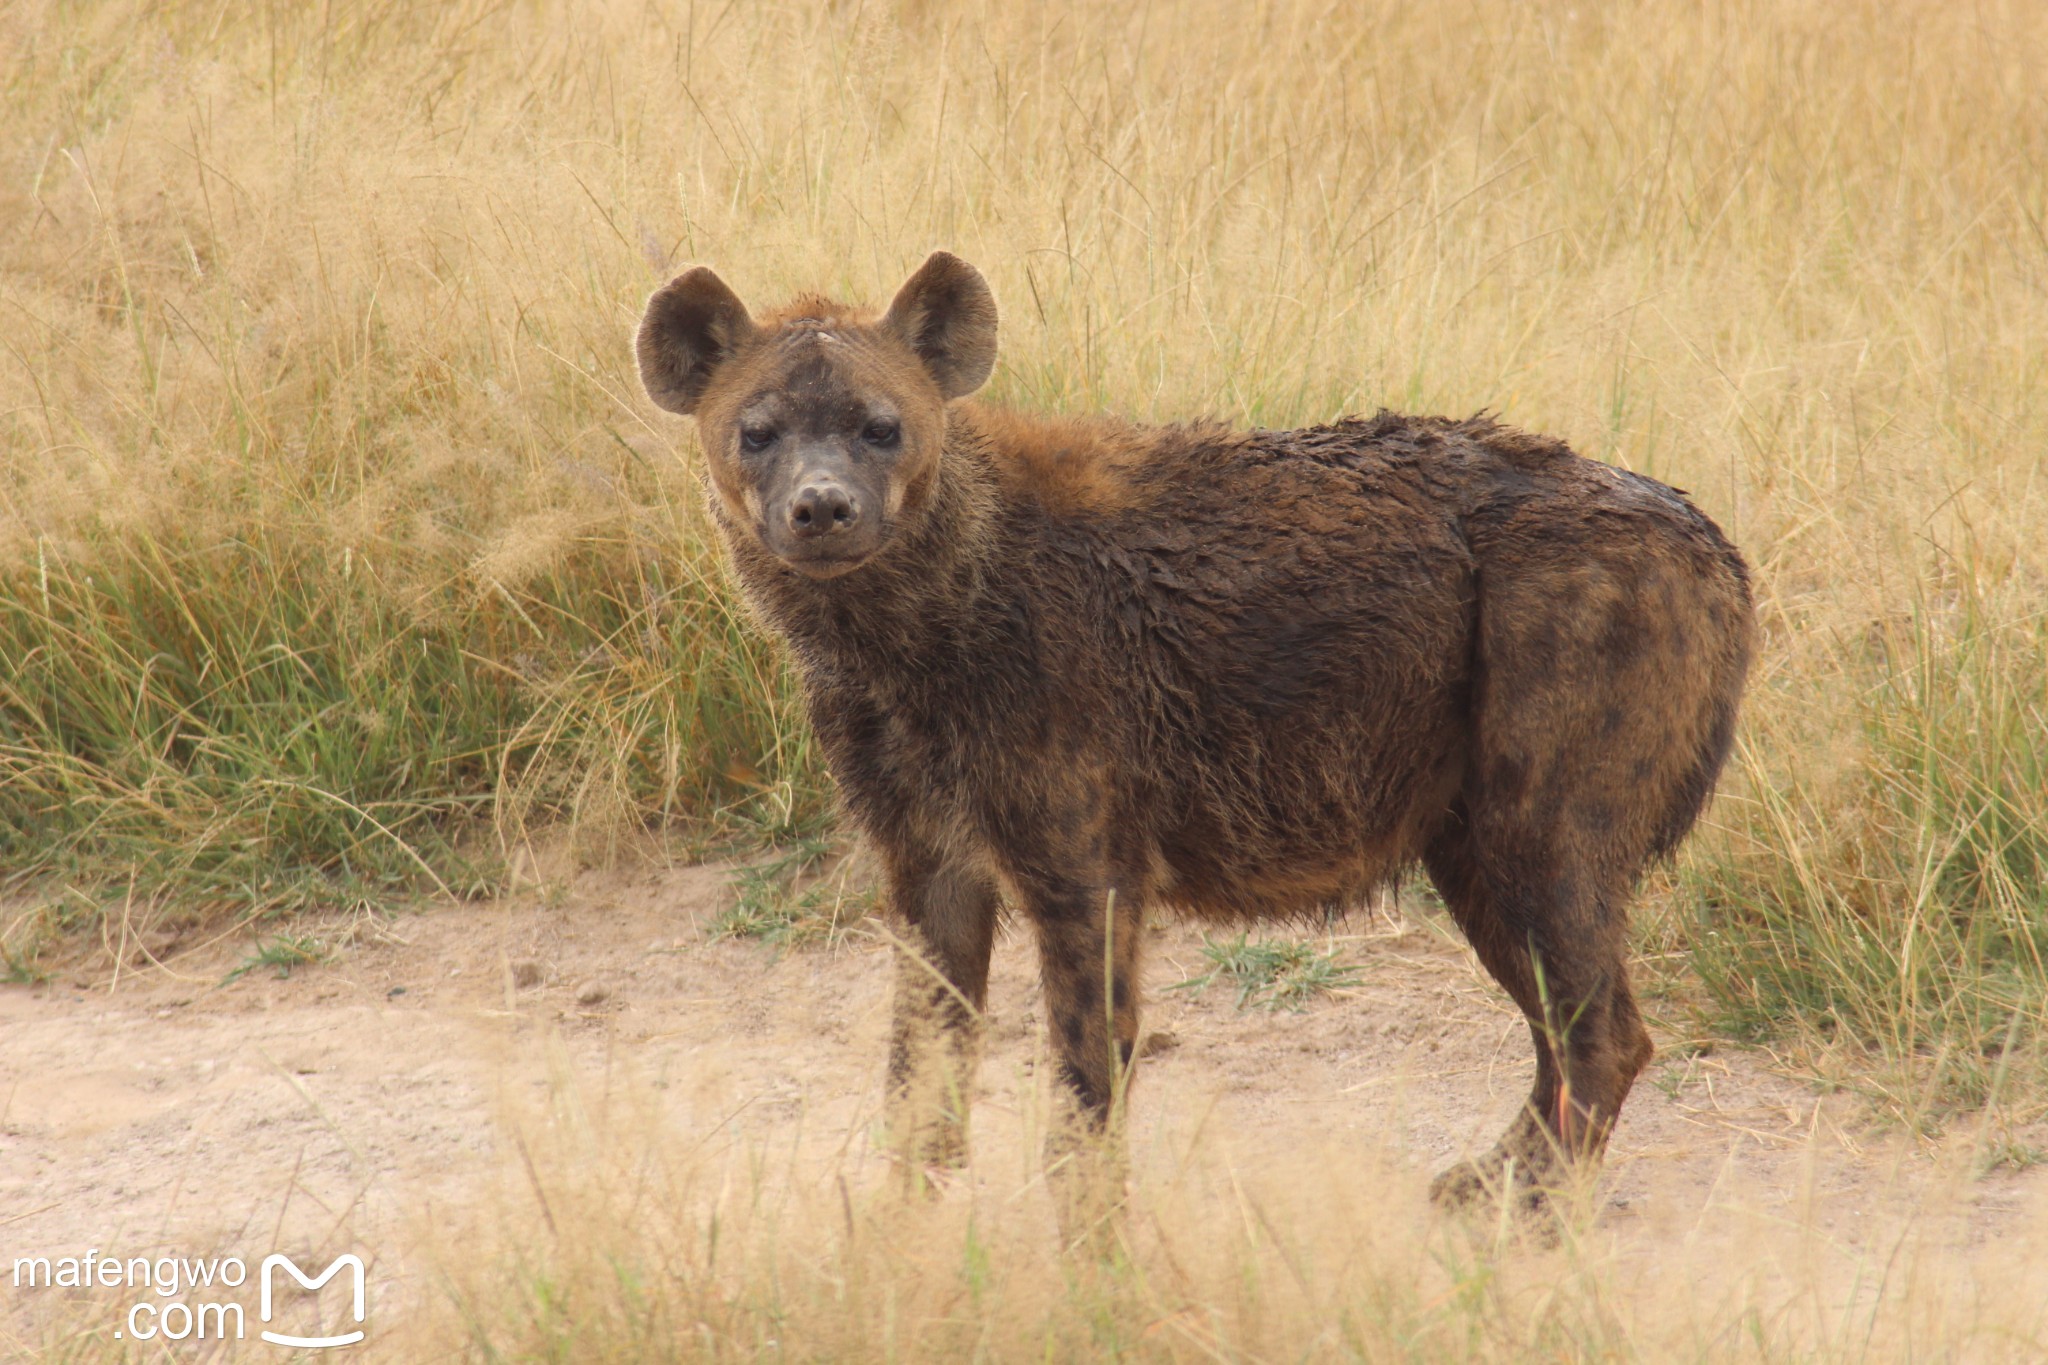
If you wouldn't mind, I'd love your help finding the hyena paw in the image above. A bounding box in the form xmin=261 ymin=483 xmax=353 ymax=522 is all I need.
xmin=887 ymin=1118 xmax=969 ymax=1197
xmin=1428 ymin=1152 xmax=1550 ymax=1216
xmin=914 ymin=1119 xmax=969 ymax=1170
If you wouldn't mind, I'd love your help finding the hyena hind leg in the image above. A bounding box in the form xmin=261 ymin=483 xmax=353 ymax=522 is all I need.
xmin=1421 ymin=809 xmax=1654 ymax=1213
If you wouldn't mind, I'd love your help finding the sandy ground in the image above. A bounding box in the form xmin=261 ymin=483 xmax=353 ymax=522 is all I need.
xmin=3 ymin=861 xmax=2044 ymax=1355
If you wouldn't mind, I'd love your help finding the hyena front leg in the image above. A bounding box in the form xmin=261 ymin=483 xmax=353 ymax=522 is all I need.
xmin=1028 ymin=875 xmax=1144 ymax=1248
xmin=884 ymin=846 xmax=1001 ymax=1180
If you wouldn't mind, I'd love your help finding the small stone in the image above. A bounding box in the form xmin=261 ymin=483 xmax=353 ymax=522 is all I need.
xmin=511 ymin=959 xmax=545 ymax=989
xmin=1138 ymin=1030 xmax=1181 ymax=1058
xmin=131 ymin=929 xmax=184 ymax=966
xmin=575 ymin=980 xmax=610 ymax=1007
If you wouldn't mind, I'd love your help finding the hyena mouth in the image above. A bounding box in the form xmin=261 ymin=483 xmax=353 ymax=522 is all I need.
xmin=776 ymin=545 xmax=878 ymax=580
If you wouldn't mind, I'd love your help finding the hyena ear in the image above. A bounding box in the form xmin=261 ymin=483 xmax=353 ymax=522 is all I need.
xmin=882 ymin=252 xmax=998 ymax=399
xmin=637 ymin=267 xmax=757 ymax=415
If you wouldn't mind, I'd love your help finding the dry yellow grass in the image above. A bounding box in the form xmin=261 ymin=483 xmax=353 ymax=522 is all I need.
xmin=3 ymin=0 xmax=2047 ymax=1356
xmin=415 ymin=1062 xmax=2048 ymax=1363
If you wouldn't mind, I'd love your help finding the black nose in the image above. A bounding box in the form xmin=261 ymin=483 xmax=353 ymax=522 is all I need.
xmin=787 ymin=481 xmax=858 ymax=538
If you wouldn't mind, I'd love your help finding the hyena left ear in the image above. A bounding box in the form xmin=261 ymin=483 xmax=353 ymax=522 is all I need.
xmin=637 ymin=267 xmax=757 ymax=415
xmin=882 ymin=252 xmax=998 ymax=399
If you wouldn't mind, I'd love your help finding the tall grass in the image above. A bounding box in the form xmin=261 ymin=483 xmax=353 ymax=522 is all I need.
xmin=2 ymin=0 xmax=2046 ymax=1093
xmin=418 ymin=1061 xmax=2048 ymax=1363
xmin=26 ymin=1057 xmax=2048 ymax=1362
xmin=1685 ymin=581 xmax=2048 ymax=1132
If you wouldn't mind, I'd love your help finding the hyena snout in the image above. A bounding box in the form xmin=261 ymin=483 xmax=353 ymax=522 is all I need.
xmin=759 ymin=449 xmax=889 ymax=574
xmin=786 ymin=478 xmax=859 ymax=538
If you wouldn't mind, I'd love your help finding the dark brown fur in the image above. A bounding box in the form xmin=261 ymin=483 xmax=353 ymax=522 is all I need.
xmin=637 ymin=254 xmax=1755 ymax=1208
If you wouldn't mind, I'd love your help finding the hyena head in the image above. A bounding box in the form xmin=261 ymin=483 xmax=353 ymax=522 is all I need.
xmin=635 ymin=251 xmax=998 ymax=579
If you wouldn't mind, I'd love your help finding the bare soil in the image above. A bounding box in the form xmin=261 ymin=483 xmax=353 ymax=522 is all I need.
xmin=3 ymin=862 xmax=2042 ymax=1351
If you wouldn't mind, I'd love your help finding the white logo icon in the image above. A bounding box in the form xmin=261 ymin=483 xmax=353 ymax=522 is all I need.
xmin=258 ymin=1254 xmax=366 ymax=1349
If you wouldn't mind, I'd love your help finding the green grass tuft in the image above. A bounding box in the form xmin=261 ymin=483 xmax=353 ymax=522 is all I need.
xmin=1171 ymin=933 xmax=1364 ymax=1011
xmin=711 ymin=837 xmax=875 ymax=950
xmin=223 ymin=932 xmax=330 ymax=982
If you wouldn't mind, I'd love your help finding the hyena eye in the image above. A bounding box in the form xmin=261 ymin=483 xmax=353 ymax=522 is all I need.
xmin=862 ymin=419 xmax=900 ymax=446
xmin=740 ymin=425 xmax=777 ymax=452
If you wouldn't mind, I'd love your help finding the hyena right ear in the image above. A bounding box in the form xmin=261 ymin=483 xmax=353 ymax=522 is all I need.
xmin=637 ymin=267 xmax=757 ymax=415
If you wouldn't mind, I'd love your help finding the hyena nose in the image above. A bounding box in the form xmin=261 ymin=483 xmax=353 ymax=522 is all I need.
xmin=788 ymin=481 xmax=858 ymax=538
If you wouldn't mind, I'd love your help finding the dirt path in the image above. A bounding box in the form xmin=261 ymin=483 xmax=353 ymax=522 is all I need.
xmin=4 ymin=863 xmax=2042 ymax=1353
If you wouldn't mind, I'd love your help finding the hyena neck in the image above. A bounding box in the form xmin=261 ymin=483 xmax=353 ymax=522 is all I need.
xmin=726 ymin=411 xmax=1006 ymax=679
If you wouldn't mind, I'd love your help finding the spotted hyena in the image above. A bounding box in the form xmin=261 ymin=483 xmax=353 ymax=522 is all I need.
xmin=636 ymin=252 xmax=1753 ymax=1212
